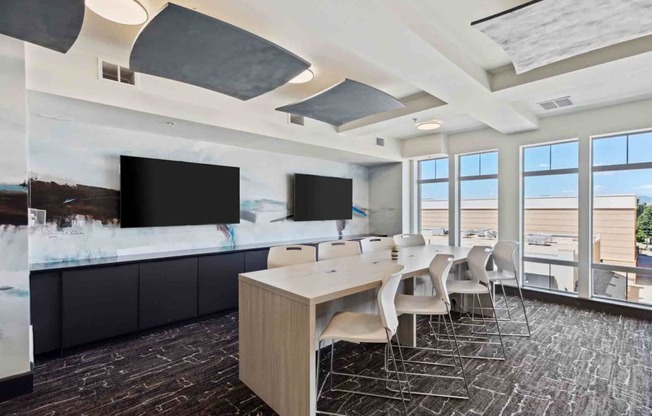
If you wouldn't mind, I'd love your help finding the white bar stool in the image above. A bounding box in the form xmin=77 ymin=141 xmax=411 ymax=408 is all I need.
xmin=267 ymin=245 xmax=316 ymax=269
xmin=360 ymin=237 xmax=394 ymax=253
xmin=316 ymin=264 xmax=410 ymax=416
xmin=317 ymin=240 xmax=361 ymax=260
xmin=393 ymin=234 xmax=426 ymax=248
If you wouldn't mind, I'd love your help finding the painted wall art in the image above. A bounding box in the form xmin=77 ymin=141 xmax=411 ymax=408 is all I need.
xmin=27 ymin=118 xmax=370 ymax=264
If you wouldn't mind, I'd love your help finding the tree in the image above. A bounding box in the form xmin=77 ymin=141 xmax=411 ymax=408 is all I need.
xmin=637 ymin=205 xmax=652 ymax=243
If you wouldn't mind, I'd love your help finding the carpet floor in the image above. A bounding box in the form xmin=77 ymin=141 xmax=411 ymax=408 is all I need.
xmin=0 ymin=297 xmax=650 ymax=416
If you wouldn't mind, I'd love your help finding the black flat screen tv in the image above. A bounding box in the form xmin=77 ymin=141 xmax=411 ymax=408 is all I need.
xmin=294 ymin=174 xmax=352 ymax=221
xmin=120 ymin=156 xmax=240 ymax=228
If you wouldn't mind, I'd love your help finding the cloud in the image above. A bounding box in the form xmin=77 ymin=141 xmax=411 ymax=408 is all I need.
xmin=638 ymin=185 xmax=652 ymax=190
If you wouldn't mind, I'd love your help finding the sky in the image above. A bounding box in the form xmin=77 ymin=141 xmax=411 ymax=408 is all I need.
xmin=420 ymin=133 xmax=652 ymax=202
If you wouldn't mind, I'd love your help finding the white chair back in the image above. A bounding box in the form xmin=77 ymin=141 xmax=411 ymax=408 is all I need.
xmin=317 ymin=240 xmax=361 ymax=261
xmin=429 ymin=254 xmax=455 ymax=303
xmin=493 ymin=240 xmax=519 ymax=275
xmin=360 ymin=237 xmax=394 ymax=253
xmin=377 ymin=264 xmax=406 ymax=335
xmin=268 ymin=245 xmax=316 ymax=269
xmin=466 ymin=246 xmax=493 ymax=285
xmin=393 ymin=234 xmax=426 ymax=248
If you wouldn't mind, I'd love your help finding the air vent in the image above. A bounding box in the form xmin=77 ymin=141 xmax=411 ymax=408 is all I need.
xmin=376 ymin=137 xmax=385 ymax=147
xmin=289 ymin=114 xmax=305 ymax=126
xmin=538 ymin=96 xmax=573 ymax=111
xmin=99 ymin=59 xmax=137 ymax=86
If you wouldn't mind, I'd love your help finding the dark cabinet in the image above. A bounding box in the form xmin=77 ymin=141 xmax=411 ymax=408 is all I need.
xmin=198 ymin=253 xmax=244 ymax=315
xmin=30 ymin=271 xmax=61 ymax=354
xmin=244 ymin=249 xmax=269 ymax=273
xmin=139 ymin=257 xmax=198 ymax=330
xmin=62 ymin=265 xmax=139 ymax=348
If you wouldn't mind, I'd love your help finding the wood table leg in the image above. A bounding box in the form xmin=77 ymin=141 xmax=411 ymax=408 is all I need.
xmin=239 ymin=280 xmax=316 ymax=416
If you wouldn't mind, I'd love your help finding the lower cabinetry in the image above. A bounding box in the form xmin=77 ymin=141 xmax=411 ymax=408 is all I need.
xmin=30 ymin=250 xmax=267 ymax=354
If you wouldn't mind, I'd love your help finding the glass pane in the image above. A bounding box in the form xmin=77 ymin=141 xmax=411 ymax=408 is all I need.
xmin=593 ymin=268 xmax=652 ymax=306
xmin=480 ymin=152 xmax=498 ymax=175
xmin=593 ymin=136 xmax=627 ymax=166
xmin=460 ymin=178 xmax=497 ymax=247
xmin=420 ymin=159 xmax=437 ymax=180
xmin=460 ymin=154 xmax=480 ymax=177
xmin=524 ymin=145 xmax=550 ymax=172
xmin=524 ymin=262 xmax=577 ymax=293
xmin=420 ymin=182 xmax=449 ymax=245
xmin=551 ymin=141 xmax=579 ymax=170
xmin=524 ymin=174 xmax=579 ymax=259
xmin=593 ymin=168 xmax=652 ymax=270
xmin=628 ymin=132 xmax=652 ymax=164
xmin=436 ymin=158 xmax=449 ymax=179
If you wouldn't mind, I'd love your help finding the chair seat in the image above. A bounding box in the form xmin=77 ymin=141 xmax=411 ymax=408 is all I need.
xmin=446 ymin=279 xmax=489 ymax=294
xmin=395 ymin=294 xmax=448 ymax=315
xmin=487 ymin=270 xmax=517 ymax=282
xmin=319 ymin=312 xmax=389 ymax=344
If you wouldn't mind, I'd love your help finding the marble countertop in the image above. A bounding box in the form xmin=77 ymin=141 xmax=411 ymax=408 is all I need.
xmin=30 ymin=234 xmax=383 ymax=272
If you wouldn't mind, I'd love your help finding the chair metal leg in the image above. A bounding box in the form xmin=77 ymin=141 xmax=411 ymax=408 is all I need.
xmin=393 ymin=335 xmax=413 ymax=399
xmin=500 ymin=283 xmax=512 ymax=321
xmin=386 ymin=332 xmax=410 ymax=416
xmin=517 ymin=281 xmax=532 ymax=336
xmin=488 ymin=291 xmax=507 ymax=359
xmin=444 ymin=308 xmax=471 ymax=399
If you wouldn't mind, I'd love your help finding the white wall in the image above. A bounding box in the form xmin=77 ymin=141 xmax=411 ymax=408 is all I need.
xmin=369 ymin=163 xmax=403 ymax=236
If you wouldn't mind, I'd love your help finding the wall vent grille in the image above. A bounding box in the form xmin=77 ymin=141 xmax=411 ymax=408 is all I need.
xmin=289 ymin=114 xmax=305 ymax=126
xmin=376 ymin=137 xmax=385 ymax=147
xmin=538 ymin=96 xmax=573 ymax=111
xmin=99 ymin=60 xmax=136 ymax=86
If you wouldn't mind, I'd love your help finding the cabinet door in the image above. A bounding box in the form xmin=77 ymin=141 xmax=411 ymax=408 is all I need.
xmin=62 ymin=265 xmax=139 ymax=348
xmin=244 ymin=249 xmax=269 ymax=273
xmin=198 ymin=253 xmax=244 ymax=315
xmin=30 ymin=271 xmax=61 ymax=354
xmin=139 ymin=257 xmax=198 ymax=330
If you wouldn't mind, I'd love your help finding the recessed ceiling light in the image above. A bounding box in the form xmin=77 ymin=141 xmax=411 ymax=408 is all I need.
xmin=415 ymin=119 xmax=442 ymax=131
xmin=86 ymin=0 xmax=148 ymax=26
xmin=288 ymin=69 xmax=314 ymax=84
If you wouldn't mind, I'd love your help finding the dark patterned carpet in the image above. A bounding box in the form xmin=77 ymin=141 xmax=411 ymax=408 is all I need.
xmin=1 ymin=297 xmax=650 ymax=416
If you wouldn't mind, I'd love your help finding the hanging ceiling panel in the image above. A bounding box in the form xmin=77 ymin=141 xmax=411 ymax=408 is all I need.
xmin=276 ymin=79 xmax=405 ymax=127
xmin=0 ymin=0 xmax=84 ymax=53
xmin=472 ymin=0 xmax=652 ymax=74
xmin=130 ymin=3 xmax=310 ymax=101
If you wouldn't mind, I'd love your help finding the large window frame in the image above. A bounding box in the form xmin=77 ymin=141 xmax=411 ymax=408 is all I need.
xmin=521 ymin=139 xmax=580 ymax=294
xmin=458 ymin=150 xmax=499 ymax=246
xmin=417 ymin=157 xmax=450 ymax=243
xmin=591 ymin=130 xmax=652 ymax=306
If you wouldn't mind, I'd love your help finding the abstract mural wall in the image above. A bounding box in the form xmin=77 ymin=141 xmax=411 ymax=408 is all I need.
xmin=27 ymin=117 xmax=370 ymax=264
xmin=0 ymin=38 xmax=30 ymax=382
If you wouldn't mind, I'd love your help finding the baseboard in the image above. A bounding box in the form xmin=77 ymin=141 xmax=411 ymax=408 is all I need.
xmin=504 ymin=286 xmax=652 ymax=320
xmin=0 ymin=371 xmax=34 ymax=403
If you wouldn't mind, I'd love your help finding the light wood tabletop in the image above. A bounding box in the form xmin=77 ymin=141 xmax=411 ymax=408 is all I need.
xmin=239 ymin=244 xmax=471 ymax=305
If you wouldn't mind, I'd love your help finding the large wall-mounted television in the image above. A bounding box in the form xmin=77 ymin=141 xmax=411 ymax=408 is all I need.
xmin=294 ymin=174 xmax=352 ymax=222
xmin=120 ymin=156 xmax=240 ymax=228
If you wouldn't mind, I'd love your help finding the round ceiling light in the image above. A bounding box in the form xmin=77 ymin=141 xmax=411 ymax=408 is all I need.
xmin=416 ymin=120 xmax=442 ymax=131
xmin=86 ymin=0 xmax=148 ymax=26
xmin=288 ymin=69 xmax=314 ymax=84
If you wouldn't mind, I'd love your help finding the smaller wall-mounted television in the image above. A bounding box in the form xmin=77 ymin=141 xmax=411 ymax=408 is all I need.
xmin=120 ymin=156 xmax=240 ymax=228
xmin=294 ymin=174 xmax=353 ymax=222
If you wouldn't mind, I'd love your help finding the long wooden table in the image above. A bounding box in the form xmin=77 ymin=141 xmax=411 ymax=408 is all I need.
xmin=238 ymin=245 xmax=471 ymax=416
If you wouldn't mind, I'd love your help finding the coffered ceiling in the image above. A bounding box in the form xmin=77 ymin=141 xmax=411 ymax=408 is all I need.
xmin=17 ymin=0 xmax=652 ymax=149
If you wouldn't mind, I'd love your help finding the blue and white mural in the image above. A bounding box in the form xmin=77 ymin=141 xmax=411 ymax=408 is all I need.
xmin=27 ymin=118 xmax=370 ymax=264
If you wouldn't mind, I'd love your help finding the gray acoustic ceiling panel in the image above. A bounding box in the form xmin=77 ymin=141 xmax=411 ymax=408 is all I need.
xmin=130 ymin=3 xmax=310 ymax=101
xmin=0 ymin=0 xmax=84 ymax=53
xmin=472 ymin=0 xmax=652 ymax=74
xmin=276 ymin=79 xmax=405 ymax=127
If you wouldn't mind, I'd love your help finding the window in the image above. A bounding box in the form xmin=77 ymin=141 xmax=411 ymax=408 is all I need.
xmin=418 ymin=158 xmax=449 ymax=245
xmin=592 ymin=131 xmax=652 ymax=306
xmin=522 ymin=141 xmax=579 ymax=293
xmin=459 ymin=151 xmax=498 ymax=247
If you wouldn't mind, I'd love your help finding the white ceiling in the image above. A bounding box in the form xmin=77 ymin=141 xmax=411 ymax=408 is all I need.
xmin=21 ymin=0 xmax=652 ymax=154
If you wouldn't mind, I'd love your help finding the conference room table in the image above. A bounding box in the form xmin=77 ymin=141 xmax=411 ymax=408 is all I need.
xmin=238 ymin=244 xmax=471 ymax=416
